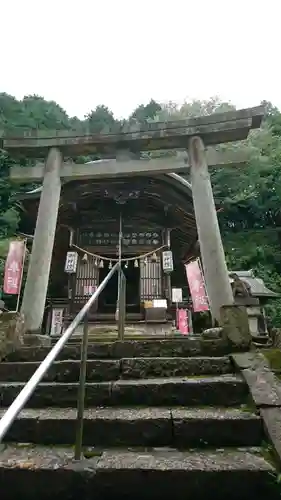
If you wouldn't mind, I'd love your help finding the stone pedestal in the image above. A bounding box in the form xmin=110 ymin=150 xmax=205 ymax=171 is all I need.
xmin=220 ymin=304 xmax=252 ymax=349
xmin=234 ymin=296 xmax=268 ymax=338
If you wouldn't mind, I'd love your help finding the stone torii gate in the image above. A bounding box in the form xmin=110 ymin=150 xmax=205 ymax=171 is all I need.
xmin=3 ymin=105 xmax=264 ymax=332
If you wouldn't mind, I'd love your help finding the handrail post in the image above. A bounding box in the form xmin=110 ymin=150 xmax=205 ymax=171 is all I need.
xmin=118 ymin=272 xmax=126 ymax=340
xmin=74 ymin=310 xmax=89 ymax=460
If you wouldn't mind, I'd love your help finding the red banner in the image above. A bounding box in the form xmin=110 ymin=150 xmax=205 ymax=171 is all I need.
xmin=176 ymin=308 xmax=189 ymax=335
xmin=185 ymin=259 xmax=209 ymax=312
xmin=3 ymin=241 xmax=25 ymax=295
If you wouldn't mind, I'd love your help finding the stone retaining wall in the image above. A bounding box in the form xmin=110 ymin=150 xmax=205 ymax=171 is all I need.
xmin=0 ymin=312 xmax=24 ymax=361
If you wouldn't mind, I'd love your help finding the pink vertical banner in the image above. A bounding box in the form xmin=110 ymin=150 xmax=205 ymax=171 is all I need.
xmin=3 ymin=240 xmax=25 ymax=295
xmin=176 ymin=308 xmax=189 ymax=335
xmin=185 ymin=259 xmax=209 ymax=312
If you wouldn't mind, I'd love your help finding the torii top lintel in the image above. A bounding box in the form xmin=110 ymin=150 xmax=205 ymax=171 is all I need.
xmin=0 ymin=106 xmax=264 ymax=158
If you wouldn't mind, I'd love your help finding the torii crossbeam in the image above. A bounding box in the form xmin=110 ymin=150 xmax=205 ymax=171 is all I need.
xmin=10 ymin=149 xmax=250 ymax=183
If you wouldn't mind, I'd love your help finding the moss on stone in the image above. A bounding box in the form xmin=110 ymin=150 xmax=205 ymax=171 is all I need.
xmin=262 ymin=349 xmax=281 ymax=371
xmin=240 ymin=400 xmax=257 ymax=413
xmin=260 ymin=441 xmax=280 ymax=471
xmin=83 ymin=448 xmax=103 ymax=459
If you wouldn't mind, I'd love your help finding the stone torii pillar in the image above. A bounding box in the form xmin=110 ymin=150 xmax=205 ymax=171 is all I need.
xmin=21 ymin=148 xmax=62 ymax=332
xmin=188 ymin=136 xmax=234 ymax=324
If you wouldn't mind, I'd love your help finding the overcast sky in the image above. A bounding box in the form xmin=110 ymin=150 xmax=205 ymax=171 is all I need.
xmin=1 ymin=0 xmax=279 ymax=119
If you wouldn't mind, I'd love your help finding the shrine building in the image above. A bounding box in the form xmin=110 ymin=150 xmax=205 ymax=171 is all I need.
xmin=18 ymin=166 xmax=197 ymax=326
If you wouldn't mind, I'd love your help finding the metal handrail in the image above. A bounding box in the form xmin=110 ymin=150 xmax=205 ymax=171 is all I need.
xmin=0 ymin=261 xmax=123 ymax=449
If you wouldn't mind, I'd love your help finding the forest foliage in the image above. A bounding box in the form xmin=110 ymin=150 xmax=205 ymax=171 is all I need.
xmin=1 ymin=93 xmax=281 ymax=324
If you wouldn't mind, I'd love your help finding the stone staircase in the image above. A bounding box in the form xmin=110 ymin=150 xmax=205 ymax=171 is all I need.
xmin=0 ymin=338 xmax=279 ymax=499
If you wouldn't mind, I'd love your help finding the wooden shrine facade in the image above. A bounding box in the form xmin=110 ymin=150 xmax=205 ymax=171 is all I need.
xmin=72 ymin=226 xmax=164 ymax=319
xmin=20 ymin=173 xmax=197 ymax=322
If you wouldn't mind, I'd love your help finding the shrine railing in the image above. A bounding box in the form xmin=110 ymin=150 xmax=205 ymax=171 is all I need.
xmin=0 ymin=261 xmax=126 ymax=460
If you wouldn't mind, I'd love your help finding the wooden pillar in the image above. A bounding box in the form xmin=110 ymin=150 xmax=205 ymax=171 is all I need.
xmin=188 ymin=136 xmax=234 ymax=323
xmin=21 ymin=148 xmax=62 ymax=332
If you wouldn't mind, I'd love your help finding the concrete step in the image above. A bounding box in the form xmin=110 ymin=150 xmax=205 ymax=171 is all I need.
xmin=5 ymin=338 xmax=242 ymax=362
xmin=0 ymin=444 xmax=277 ymax=500
xmin=0 ymin=407 xmax=262 ymax=448
xmin=0 ymin=375 xmax=247 ymax=408
xmin=0 ymin=356 xmax=232 ymax=382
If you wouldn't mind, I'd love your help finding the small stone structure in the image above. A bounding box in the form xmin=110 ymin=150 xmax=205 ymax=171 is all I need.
xmin=229 ymin=270 xmax=278 ymax=339
xmin=0 ymin=312 xmax=24 ymax=360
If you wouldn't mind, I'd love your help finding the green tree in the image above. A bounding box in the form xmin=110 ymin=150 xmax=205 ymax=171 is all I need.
xmin=22 ymin=95 xmax=70 ymax=130
xmin=129 ymin=99 xmax=162 ymax=124
xmin=85 ymin=105 xmax=118 ymax=133
xmin=154 ymin=96 xmax=235 ymax=121
xmin=0 ymin=93 xmax=23 ymax=129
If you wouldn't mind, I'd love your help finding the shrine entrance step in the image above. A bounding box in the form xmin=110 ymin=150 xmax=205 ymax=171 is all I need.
xmin=56 ymin=321 xmax=175 ymax=343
